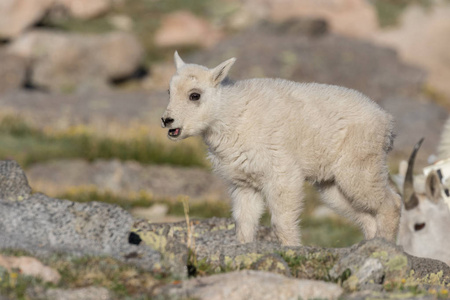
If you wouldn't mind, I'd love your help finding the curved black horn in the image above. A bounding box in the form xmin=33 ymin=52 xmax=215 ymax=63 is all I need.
xmin=403 ymin=138 xmax=424 ymax=210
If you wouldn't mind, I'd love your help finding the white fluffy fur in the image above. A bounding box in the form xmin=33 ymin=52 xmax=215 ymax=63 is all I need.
xmin=162 ymin=52 xmax=401 ymax=246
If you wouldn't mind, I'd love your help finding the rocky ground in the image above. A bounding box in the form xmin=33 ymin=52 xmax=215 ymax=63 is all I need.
xmin=1 ymin=160 xmax=450 ymax=299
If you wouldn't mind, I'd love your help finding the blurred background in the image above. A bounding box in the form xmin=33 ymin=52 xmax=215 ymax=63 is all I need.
xmin=0 ymin=0 xmax=449 ymax=247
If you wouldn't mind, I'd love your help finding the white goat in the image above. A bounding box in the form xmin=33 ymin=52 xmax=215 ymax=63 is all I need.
xmin=398 ymin=139 xmax=450 ymax=266
xmin=161 ymin=52 xmax=401 ymax=246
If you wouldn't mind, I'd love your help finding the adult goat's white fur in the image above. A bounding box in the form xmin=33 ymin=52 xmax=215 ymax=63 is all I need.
xmin=162 ymin=52 xmax=401 ymax=246
xmin=398 ymin=139 xmax=450 ymax=266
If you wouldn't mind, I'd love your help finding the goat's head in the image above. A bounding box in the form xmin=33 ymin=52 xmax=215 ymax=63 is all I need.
xmin=161 ymin=51 xmax=236 ymax=141
xmin=398 ymin=138 xmax=450 ymax=265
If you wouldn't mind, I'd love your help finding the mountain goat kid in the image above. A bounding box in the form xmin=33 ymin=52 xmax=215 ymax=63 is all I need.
xmin=161 ymin=52 xmax=401 ymax=246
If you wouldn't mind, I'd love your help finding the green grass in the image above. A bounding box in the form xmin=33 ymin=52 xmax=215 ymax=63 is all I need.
xmin=371 ymin=0 xmax=432 ymax=27
xmin=0 ymin=116 xmax=207 ymax=168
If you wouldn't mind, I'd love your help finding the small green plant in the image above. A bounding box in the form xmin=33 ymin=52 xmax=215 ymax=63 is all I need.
xmin=278 ymin=251 xmax=337 ymax=281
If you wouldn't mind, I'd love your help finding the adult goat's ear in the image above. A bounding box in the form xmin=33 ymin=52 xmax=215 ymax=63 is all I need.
xmin=211 ymin=57 xmax=236 ymax=86
xmin=174 ymin=51 xmax=185 ymax=70
xmin=425 ymin=170 xmax=442 ymax=204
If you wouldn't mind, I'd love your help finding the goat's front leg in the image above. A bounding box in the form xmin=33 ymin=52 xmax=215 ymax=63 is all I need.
xmin=230 ymin=186 xmax=265 ymax=243
xmin=265 ymin=176 xmax=303 ymax=246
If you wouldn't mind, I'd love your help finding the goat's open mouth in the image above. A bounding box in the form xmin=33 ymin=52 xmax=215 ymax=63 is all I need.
xmin=168 ymin=128 xmax=181 ymax=137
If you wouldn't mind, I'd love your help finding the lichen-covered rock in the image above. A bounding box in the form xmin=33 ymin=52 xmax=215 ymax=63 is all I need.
xmin=251 ymin=253 xmax=291 ymax=277
xmin=0 ymin=160 xmax=32 ymax=202
xmin=330 ymin=239 xmax=450 ymax=292
xmin=158 ymin=270 xmax=343 ymax=300
xmin=0 ymin=193 xmax=166 ymax=274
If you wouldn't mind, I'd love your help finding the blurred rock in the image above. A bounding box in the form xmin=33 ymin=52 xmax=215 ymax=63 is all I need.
xmin=26 ymin=159 xmax=229 ymax=203
xmin=0 ymin=0 xmax=53 ymax=40
xmin=230 ymin=0 xmax=378 ymax=38
xmin=375 ymin=4 xmax=450 ymax=104
xmin=0 ymin=254 xmax=61 ymax=284
xmin=0 ymin=160 xmax=32 ymax=202
xmin=8 ymin=30 xmax=144 ymax=92
xmin=0 ymin=90 xmax=168 ymax=133
xmin=44 ymin=287 xmax=112 ymax=300
xmin=0 ymin=50 xmax=27 ymax=93
xmin=160 ymin=270 xmax=344 ymax=300
xmin=54 ymin=0 xmax=112 ymax=19
xmin=143 ymin=62 xmax=176 ymax=91
xmin=108 ymin=14 xmax=134 ymax=31
xmin=154 ymin=11 xmax=223 ymax=48
xmin=130 ymin=204 xmax=175 ymax=223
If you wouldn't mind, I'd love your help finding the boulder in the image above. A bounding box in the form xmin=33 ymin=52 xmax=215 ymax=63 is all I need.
xmin=26 ymin=159 xmax=228 ymax=203
xmin=0 ymin=161 xmax=168 ymax=274
xmin=228 ymin=0 xmax=378 ymax=38
xmin=154 ymin=11 xmax=223 ymax=48
xmin=0 ymin=0 xmax=53 ymax=40
xmin=53 ymin=0 xmax=112 ymax=19
xmin=8 ymin=30 xmax=144 ymax=92
xmin=0 ymin=50 xmax=27 ymax=93
xmin=160 ymin=270 xmax=344 ymax=300
xmin=41 ymin=287 xmax=112 ymax=300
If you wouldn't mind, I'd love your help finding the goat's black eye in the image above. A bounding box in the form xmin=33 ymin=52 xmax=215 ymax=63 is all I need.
xmin=167 ymin=89 xmax=170 ymax=95
xmin=189 ymin=93 xmax=201 ymax=101
xmin=414 ymin=223 xmax=426 ymax=231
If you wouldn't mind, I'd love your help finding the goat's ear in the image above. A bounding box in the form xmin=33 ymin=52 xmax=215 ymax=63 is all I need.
xmin=425 ymin=170 xmax=442 ymax=204
xmin=174 ymin=51 xmax=185 ymax=69
xmin=211 ymin=57 xmax=236 ymax=86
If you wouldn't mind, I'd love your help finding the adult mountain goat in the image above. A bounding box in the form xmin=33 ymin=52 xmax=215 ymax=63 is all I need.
xmin=161 ymin=52 xmax=401 ymax=246
xmin=398 ymin=139 xmax=450 ymax=266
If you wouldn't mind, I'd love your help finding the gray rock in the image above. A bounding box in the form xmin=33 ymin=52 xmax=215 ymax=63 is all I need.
xmin=0 ymin=50 xmax=27 ymax=93
xmin=26 ymin=159 xmax=228 ymax=203
xmin=158 ymin=270 xmax=343 ymax=300
xmin=8 ymin=30 xmax=144 ymax=92
xmin=0 ymin=193 xmax=166 ymax=273
xmin=0 ymin=0 xmax=52 ymax=40
xmin=330 ymin=239 xmax=450 ymax=291
xmin=44 ymin=287 xmax=112 ymax=300
xmin=0 ymin=160 xmax=31 ymax=201
xmin=0 ymin=89 xmax=167 ymax=133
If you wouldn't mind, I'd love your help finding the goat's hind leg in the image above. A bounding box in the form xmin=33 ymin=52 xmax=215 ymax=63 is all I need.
xmin=319 ymin=182 xmax=377 ymax=239
xmin=335 ymin=161 xmax=401 ymax=242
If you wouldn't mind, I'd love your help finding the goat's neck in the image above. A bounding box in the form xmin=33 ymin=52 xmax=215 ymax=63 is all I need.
xmin=202 ymin=86 xmax=239 ymax=155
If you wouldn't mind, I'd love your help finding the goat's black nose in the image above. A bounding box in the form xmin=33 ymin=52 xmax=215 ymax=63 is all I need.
xmin=161 ymin=117 xmax=174 ymax=127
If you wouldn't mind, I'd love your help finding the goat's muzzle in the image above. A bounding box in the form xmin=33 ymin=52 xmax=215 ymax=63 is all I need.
xmin=161 ymin=117 xmax=174 ymax=128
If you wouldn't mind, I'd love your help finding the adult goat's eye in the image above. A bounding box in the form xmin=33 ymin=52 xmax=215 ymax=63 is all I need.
xmin=189 ymin=93 xmax=201 ymax=101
